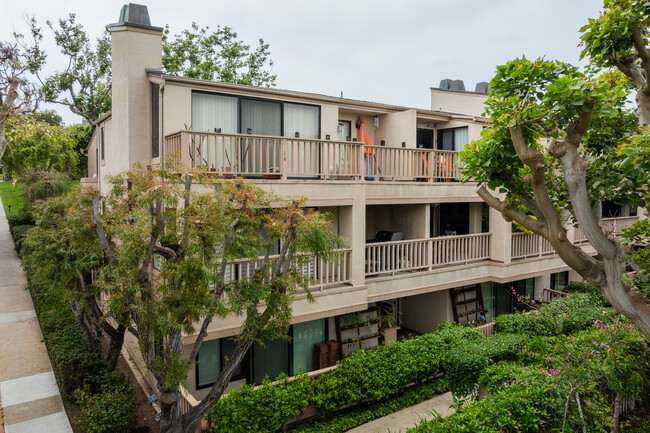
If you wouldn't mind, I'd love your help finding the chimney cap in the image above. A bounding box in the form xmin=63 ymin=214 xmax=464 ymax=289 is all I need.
xmin=109 ymin=3 xmax=163 ymax=32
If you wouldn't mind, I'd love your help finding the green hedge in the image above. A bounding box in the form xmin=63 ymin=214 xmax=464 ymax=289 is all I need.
xmin=75 ymin=375 xmax=135 ymax=433
xmin=7 ymin=212 xmax=34 ymax=230
xmin=21 ymin=234 xmax=135 ymax=432
xmin=10 ymin=224 xmax=34 ymax=254
xmin=206 ymin=373 xmax=312 ymax=433
xmin=443 ymin=333 xmax=523 ymax=399
xmin=292 ymin=378 xmax=449 ymax=433
xmin=563 ymin=281 xmax=609 ymax=306
xmin=312 ymin=324 xmax=480 ymax=411
xmin=494 ymin=293 xmax=605 ymax=337
xmin=204 ymin=324 xmax=477 ymax=432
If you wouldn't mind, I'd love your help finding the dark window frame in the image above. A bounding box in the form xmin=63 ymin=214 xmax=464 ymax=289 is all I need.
xmin=191 ymin=90 xmax=321 ymax=138
xmin=150 ymin=82 xmax=160 ymax=158
xmin=436 ymin=126 xmax=468 ymax=151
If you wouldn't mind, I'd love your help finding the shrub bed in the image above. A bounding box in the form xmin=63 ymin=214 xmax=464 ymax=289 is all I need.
xmin=291 ymin=377 xmax=449 ymax=433
xmin=15 ymin=218 xmax=135 ymax=433
xmin=205 ymin=324 xmax=483 ymax=432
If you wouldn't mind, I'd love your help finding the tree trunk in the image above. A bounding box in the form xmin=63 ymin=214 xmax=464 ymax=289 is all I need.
xmin=70 ymin=299 xmax=101 ymax=355
xmin=635 ymin=88 xmax=650 ymax=132
xmin=159 ymin=392 xmax=184 ymax=433
xmin=611 ymin=392 xmax=622 ymax=433
xmin=105 ymin=323 xmax=125 ymax=372
xmin=179 ymin=339 xmax=253 ymax=433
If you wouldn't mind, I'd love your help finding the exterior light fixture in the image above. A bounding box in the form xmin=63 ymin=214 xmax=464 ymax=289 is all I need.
xmin=374 ymin=116 xmax=379 ymax=127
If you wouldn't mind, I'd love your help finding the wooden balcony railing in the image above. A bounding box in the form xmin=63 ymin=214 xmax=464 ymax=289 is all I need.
xmin=163 ymin=131 xmax=462 ymax=183
xmin=511 ymin=233 xmax=556 ymax=260
xmin=601 ymin=216 xmax=639 ymax=234
xmin=221 ymin=249 xmax=352 ymax=292
xmin=365 ymin=233 xmax=491 ymax=277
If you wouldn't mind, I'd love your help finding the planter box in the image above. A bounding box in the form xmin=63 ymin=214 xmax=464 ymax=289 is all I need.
xmin=360 ymin=336 xmax=379 ymax=350
xmin=358 ymin=324 xmax=379 ymax=338
xmin=341 ymin=341 xmax=360 ymax=356
xmin=383 ymin=326 xmax=400 ymax=343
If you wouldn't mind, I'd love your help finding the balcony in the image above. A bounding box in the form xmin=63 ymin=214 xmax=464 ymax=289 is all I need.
xmin=219 ymin=248 xmax=352 ymax=293
xmin=365 ymin=233 xmax=491 ymax=277
xmin=164 ymin=131 xmax=462 ymax=182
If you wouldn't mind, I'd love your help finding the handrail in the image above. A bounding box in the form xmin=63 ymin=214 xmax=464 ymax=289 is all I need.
xmin=365 ymin=233 xmax=491 ymax=277
xmin=163 ymin=130 xmax=464 ymax=183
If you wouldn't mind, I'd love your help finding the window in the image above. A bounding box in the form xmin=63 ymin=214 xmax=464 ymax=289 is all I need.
xmin=196 ymin=339 xmax=220 ymax=388
xmin=437 ymin=126 xmax=468 ymax=152
xmin=150 ymin=83 xmax=160 ymax=158
xmin=550 ymin=272 xmax=569 ymax=291
xmin=100 ymin=127 xmax=105 ymax=162
xmin=285 ymin=103 xmax=319 ymax=139
xmin=191 ymin=92 xmax=238 ymax=133
xmin=253 ymin=338 xmax=289 ymax=385
xmin=338 ymin=120 xmax=351 ymax=141
xmin=292 ymin=319 xmax=325 ymax=375
xmin=417 ymin=128 xmax=434 ymax=149
xmin=241 ymin=98 xmax=281 ymax=136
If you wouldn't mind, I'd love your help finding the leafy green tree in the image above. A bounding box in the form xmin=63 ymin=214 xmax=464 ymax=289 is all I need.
xmin=68 ymin=123 xmax=92 ymax=177
xmin=0 ymin=17 xmax=46 ymax=161
xmin=2 ymin=114 xmax=78 ymax=177
xmin=462 ymin=57 xmax=650 ymax=341
xmin=40 ymin=14 xmax=111 ymax=126
xmin=88 ymin=161 xmax=341 ymax=433
xmin=580 ymin=0 xmax=650 ymax=129
xmin=162 ymin=23 xmax=276 ymax=87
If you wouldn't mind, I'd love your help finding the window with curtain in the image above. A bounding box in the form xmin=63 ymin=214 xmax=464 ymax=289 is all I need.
xmin=292 ymin=319 xmax=325 ymax=375
xmin=191 ymin=92 xmax=238 ymax=133
xmin=284 ymin=103 xmax=319 ymax=139
xmin=453 ymin=127 xmax=468 ymax=152
xmin=241 ymin=99 xmax=281 ymax=136
xmin=197 ymin=339 xmax=220 ymax=388
xmin=437 ymin=126 xmax=468 ymax=151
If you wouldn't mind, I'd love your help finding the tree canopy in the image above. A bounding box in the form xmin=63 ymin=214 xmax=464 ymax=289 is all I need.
xmin=0 ymin=17 xmax=45 ymax=161
xmin=2 ymin=113 xmax=79 ymax=177
xmin=461 ymin=0 xmax=650 ymax=342
xmin=162 ymin=23 xmax=276 ymax=87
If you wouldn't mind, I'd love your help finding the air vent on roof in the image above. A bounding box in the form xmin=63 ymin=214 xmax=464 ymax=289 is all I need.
xmin=439 ymin=79 xmax=452 ymax=90
xmin=117 ymin=3 xmax=151 ymax=26
xmin=475 ymin=82 xmax=489 ymax=94
xmin=450 ymin=80 xmax=465 ymax=91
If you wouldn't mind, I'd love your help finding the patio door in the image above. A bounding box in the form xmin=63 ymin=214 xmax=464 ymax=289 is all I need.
xmin=241 ymin=98 xmax=282 ymax=175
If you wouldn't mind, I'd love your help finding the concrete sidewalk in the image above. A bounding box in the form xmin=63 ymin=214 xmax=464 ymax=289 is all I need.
xmin=0 ymin=200 xmax=73 ymax=433
xmin=347 ymin=391 xmax=455 ymax=433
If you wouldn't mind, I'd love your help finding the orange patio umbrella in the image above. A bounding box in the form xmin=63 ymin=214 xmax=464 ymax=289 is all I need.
xmin=357 ymin=118 xmax=374 ymax=155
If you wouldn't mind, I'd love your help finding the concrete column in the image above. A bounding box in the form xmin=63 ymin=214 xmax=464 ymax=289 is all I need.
xmin=469 ymin=202 xmax=482 ymax=234
xmin=534 ymin=275 xmax=550 ymax=300
xmin=489 ymin=206 xmax=512 ymax=263
xmin=348 ymin=190 xmax=366 ymax=287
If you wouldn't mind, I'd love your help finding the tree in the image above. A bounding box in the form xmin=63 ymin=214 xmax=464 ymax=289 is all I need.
xmin=0 ymin=17 xmax=46 ymax=161
xmin=2 ymin=114 xmax=78 ymax=177
xmin=461 ymin=54 xmax=650 ymax=342
xmin=162 ymin=23 xmax=276 ymax=87
xmin=88 ymin=161 xmax=341 ymax=433
xmin=40 ymin=14 xmax=111 ymax=126
xmin=42 ymin=17 xmax=276 ymax=128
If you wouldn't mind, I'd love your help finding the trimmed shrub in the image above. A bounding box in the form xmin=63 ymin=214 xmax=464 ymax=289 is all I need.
xmin=10 ymin=224 xmax=34 ymax=254
xmin=206 ymin=373 xmax=312 ymax=433
xmin=292 ymin=378 xmax=449 ymax=433
xmin=75 ymin=375 xmax=134 ymax=433
xmin=563 ymin=280 xmax=609 ymax=305
xmin=7 ymin=212 xmax=34 ymax=230
xmin=443 ymin=333 xmax=523 ymax=399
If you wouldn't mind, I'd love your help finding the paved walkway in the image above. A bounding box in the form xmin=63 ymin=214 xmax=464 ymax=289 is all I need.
xmin=0 ymin=200 xmax=72 ymax=433
xmin=347 ymin=391 xmax=455 ymax=433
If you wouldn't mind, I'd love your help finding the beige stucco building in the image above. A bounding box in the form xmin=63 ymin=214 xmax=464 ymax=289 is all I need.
xmin=86 ymin=5 xmax=639 ymax=402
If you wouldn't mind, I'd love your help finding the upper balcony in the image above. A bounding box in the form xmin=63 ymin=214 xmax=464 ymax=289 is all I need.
xmin=164 ymin=131 xmax=462 ymax=183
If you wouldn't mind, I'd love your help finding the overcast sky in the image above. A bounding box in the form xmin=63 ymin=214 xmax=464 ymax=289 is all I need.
xmin=2 ymin=0 xmax=605 ymax=125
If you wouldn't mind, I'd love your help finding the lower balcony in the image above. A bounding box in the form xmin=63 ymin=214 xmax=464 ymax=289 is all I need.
xmin=365 ymin=233 xmax=492 ymax=277
xmin=164 ymin=130 xmax=462 ymax=183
